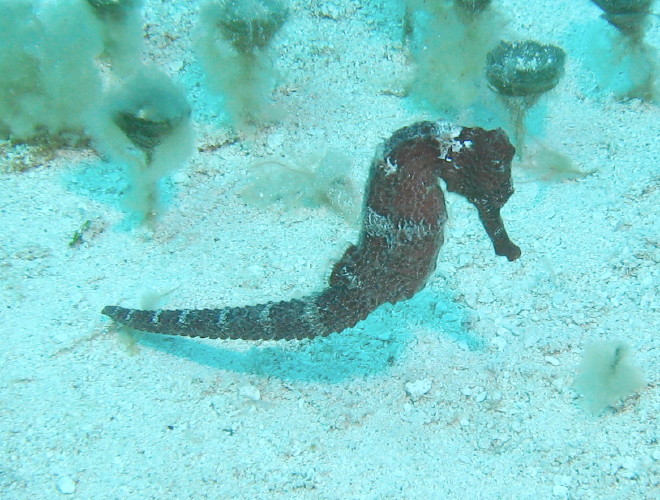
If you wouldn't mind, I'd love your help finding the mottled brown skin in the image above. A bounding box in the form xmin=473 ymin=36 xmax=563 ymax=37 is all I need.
xmin=102 ymin=121 xmax=520 ymax=340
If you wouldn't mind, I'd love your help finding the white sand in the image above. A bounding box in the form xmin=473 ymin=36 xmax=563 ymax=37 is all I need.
xmin=1 ymin=0 xmax=658 ymax=498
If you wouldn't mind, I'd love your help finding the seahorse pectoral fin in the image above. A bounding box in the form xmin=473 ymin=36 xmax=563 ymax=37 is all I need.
xmin=475 ymin=204 xmax=521 ymax=261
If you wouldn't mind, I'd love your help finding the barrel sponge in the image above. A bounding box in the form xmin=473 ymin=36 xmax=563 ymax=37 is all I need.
xmin=0 ymin=0 xmax=103 ymax=140
xmin=573 ymin=340 xmax=645 ymax=415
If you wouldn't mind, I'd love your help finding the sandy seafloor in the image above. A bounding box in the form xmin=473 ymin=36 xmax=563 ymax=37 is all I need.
xmin=1 ymin=0 xmax=659 ymax=498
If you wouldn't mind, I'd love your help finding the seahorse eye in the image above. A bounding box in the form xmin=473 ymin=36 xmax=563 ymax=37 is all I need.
xmin=492 ymin=159 xmax=506 ymax=172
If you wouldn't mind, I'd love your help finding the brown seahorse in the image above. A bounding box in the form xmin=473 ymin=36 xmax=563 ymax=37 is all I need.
xmin=102 ymin=120 xmax=520 ymax=340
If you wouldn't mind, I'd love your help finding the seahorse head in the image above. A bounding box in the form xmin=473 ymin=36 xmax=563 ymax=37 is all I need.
xmin=441 ymin=126 xmax=515 ymax=209
xmin=441 ymin=126 xmax=520 ymax=260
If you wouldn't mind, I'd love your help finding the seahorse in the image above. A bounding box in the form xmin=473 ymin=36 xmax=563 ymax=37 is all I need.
xmin=102 ymin=120 xmax=521 ymax=340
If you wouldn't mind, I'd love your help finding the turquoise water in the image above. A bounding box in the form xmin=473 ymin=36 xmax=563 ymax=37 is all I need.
xmin=1 ymin=0 xmax=658 ymax=498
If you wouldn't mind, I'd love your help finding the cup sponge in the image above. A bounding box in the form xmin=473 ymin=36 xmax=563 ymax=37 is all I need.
xmin=573 ymin=340 xmax=645 ymax=415
xmin=193 ymin=0 xmax=289 ymax=127
xmin=85 ymin=0 xmax=145 ymax=76
xmin=91 ymin=66 xmax=193 ymax=224
xmin=404 ymin=0 xmax=503 ymax=115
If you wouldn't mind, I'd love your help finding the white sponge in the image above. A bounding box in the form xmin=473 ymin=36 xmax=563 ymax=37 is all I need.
xmin=574 ymin=340 xmax=645 ymax=415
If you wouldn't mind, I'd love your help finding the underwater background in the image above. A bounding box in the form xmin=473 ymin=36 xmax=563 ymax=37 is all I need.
xmin=1 ymin=0 xmax=658 ymax=497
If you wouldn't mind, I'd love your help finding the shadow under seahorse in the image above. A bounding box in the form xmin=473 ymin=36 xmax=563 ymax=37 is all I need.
xmin=103 ymin=120 xmax=521 ymax=341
